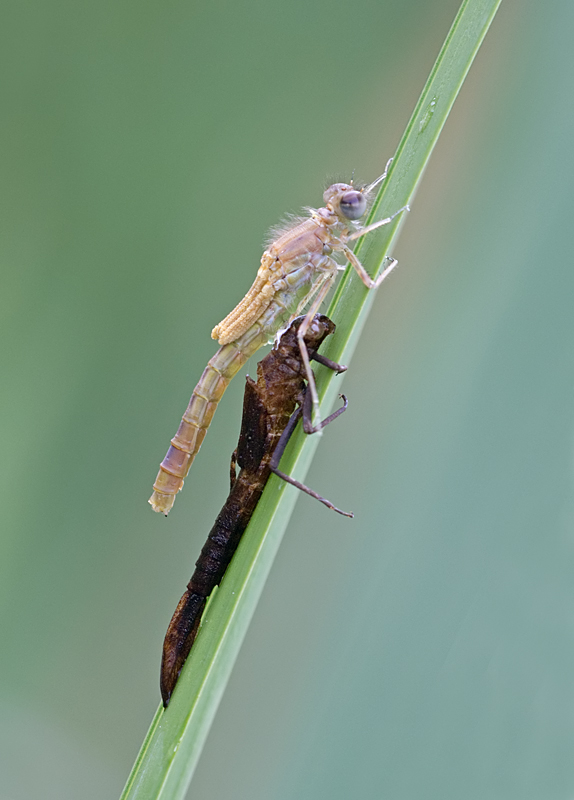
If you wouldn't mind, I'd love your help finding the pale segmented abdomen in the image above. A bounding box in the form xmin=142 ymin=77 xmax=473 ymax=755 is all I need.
xmin=149 ymin=325 xmax=267 ymax=514
xmin=150 ymin=252 xmax=334 ymax=514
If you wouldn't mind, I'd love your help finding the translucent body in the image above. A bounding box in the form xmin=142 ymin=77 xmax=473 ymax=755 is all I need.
xmin=150 ymin=168 xmax=407 ymax=513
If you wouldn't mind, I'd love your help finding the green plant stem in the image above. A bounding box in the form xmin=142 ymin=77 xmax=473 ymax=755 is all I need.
xmin=120 ymin=1 xmax=502 ymax=797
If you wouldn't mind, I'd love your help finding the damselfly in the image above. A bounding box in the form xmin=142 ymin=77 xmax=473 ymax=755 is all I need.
xmin=150 ymin=160 xmax=408 ymax=514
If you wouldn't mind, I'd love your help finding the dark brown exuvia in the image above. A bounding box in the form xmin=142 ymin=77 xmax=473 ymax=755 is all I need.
xmin=160 ymin=314 xmax=352 ymax=706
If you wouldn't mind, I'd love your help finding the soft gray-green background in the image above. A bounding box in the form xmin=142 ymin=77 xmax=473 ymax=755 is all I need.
xmin=1 ymin=0 xmax=573 ymax=797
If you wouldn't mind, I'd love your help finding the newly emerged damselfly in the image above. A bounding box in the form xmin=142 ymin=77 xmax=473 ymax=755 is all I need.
xmin=150 ymin=160 xmax=408 ymax=514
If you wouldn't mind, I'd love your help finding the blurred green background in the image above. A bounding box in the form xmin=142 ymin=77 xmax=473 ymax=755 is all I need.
xmin=1 ymin=0 xmax=573 ymax=797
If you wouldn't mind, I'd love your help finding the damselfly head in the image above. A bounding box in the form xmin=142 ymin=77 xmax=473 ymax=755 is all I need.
xmin=323 ymin=182 xmax=368 ymax=221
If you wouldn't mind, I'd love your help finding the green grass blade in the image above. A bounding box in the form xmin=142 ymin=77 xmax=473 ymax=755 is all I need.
xmin=120 ymin=1 xmax=502 ymax=796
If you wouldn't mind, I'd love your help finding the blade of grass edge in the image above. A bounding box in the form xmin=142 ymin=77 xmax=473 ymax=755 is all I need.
xmin=120 ymin=1 xmax=502 ymax=796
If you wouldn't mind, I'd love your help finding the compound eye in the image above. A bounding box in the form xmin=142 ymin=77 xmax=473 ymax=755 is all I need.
xmin=340 ymin=190 xmax=367 ymax=220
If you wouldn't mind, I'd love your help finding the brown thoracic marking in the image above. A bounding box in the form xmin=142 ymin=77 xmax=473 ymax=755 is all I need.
xmin=160 ymin=314 xmax=346 ymax=707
